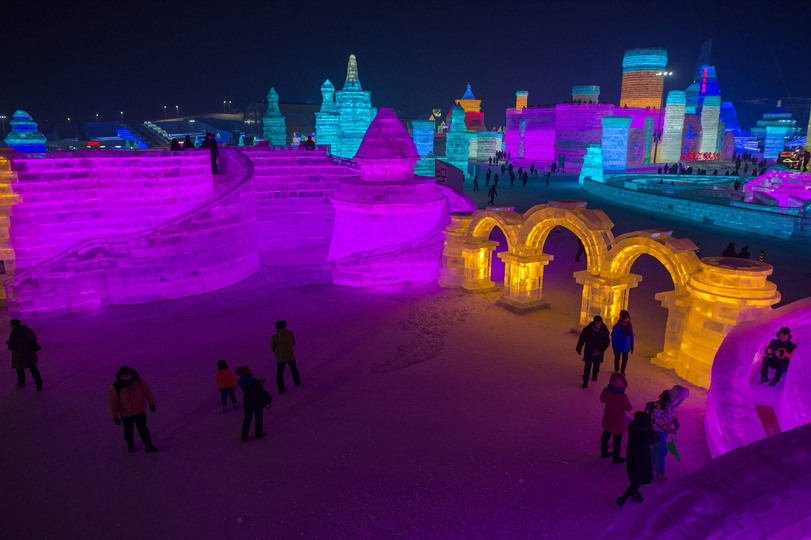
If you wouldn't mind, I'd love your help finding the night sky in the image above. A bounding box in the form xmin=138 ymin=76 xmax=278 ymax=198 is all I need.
xmin=4 ymin=0 xmax=809 ymax=130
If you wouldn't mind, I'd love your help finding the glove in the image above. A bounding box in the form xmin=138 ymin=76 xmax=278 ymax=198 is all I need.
xmin=113 ymin=418 xmax=121 ymax=425
xmin=149 ymin=405 xmax=156 ymax=412
xmin=630 ymin=346 xmax=634 ymax=354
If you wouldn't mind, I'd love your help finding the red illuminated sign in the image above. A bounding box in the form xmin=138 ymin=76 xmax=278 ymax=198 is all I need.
xmin=681 ymin=152 xmax=722 ymax=161
xmin=87 ymin=141 xmax=101 ymax=147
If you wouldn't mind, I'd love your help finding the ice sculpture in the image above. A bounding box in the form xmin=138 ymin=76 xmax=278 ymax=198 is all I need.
xmin=659 ymin=91 xmax=686 ymax=163
xmin=751 ymin=101 xmax=800 ymax=142
xmin=619 ymin=48 xmax=668 ymax=108
xmin=579 ymin=145 xmax=604 ymax=184
xmin=444 ymin=104 xmax=470 ymax=175
xmin=4 ymin=111 xmax=47 ymax=153
xmin=262 ymin=87 xmax=287 ymax=145
xmin=699 ymin=95 xmax=721 ymax=154
xmin=572 ymin=85 xmax=600 ymax=103
xmin=515 ymin=91 xmax=528 ymax=112
xmin=314 ymin=55 xmax=377 ymax=159
xmin=411 ymin=119 xmax=436 ymax=176
xmin=601 ymin=116 xmax=632 ymax=171
xmin=455 ymin=83 xmax=481 ymax=113
xmin=328 ymin=108 xmax=475 ymax=285
xmin=764 ymin=126 xmax=790 ymax=160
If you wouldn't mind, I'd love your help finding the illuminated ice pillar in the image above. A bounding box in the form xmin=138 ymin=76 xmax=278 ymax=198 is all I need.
xmin=764 ymin=126 xmax=789 ymax=160
xmin=515 ymin=91 xmax=528 ymax=112
xmin=335 ymin=55 xmax=377 ymax=158
xmin=620 ymin=49 xmax=668 ymax=109
xmin=601 ymin=116 xmax=632 ymax=171
xmin=474 ymin=132 xmax=499 ymax=162
xmin=262 ymin=87 xmax=287 ymax=145
xmin=699 ymin=95 xmax=721 ymax=155
xmin=496 ymin=248 xmax=553 ymax=312
xmin=659 ymin=91 xmax=686 ymax=163
xmin=672 ymin=258 xmax=780 ymax=388
xmin=4 ymin=110 xmax=46 ymax=153
xmin=315 ymin=80 xmax=340 ymax=153
xmin=445 ymin=103 xmax=470 ymax=176
xmin=579 ymin=145 xmax=603 ymax=184
xmin=574 ymin=271 xmax=642 ymax=328
xmin=439 ymin=212 xmax=475 ymax=288
xmin=643 ymin=117 xmax=654 ymax=163
xmin=411 ymin=119 xmax=436 ymax=176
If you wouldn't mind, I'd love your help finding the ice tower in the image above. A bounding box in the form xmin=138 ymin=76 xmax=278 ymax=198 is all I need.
xmin=330 ymin=55 xmax=377 ymax=159
xmin=444 ymin=103 xmax=470 ymax=175
xmin=262 ymin=88 xmax=287 ymax=145
xmin=315 ymin=80 xmax=340 ymax=150
xmin=620 ymin=48 xmax=668 ymax=109
xmin=4 ymin=111 xmax=46 ymax=153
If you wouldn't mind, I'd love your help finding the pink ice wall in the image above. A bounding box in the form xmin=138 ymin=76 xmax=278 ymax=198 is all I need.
xmin=743 ymin=170 xmax=811 ymax=207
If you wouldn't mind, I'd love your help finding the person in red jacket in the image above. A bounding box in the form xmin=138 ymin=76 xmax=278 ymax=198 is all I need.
xmin=600 ymin=372 xmax=633 ymax=463
xmin=109 ymin=366 xmax=158 ymax=453
xmin=215 ymin=360 xmax=239 ymax=413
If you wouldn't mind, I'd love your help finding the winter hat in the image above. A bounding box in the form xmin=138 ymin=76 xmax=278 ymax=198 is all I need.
xmin=593 ymin=315 xmax=603 ymax=323
xmin=669 ymin=385 xmax=690 ymax=404
xmin=117 ymin=365 xmax=135 ymax=376
xmin=777 ymin=327 xmax=791 ymax=338
xmin=9 ymin=319 xmax=21 ymax=328
xmin=275 ymin=320 xmax=287 ymax=329
xmin=633 ymin=411 xmax=651 ymax=428
xmin=235 ymin=366 xmax=252 ymax=376
xmin=609 ymin=372 xmax=628 ymax=388
xmin=216 ymin=359 xmax=228 ymax=370
xmin=619 ymin=310 xmax=630 ymax=321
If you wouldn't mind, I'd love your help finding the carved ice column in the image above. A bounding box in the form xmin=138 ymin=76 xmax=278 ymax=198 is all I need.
xmin=673 ymin=257 xmax=781 ymax=388
xmin=651 ymin=290 xmax=692 ymax=370
xmin=439 ymin=212 xmax=474 ymax=288
xmin=574 ymin=271 xmax=642 ymax=329
xmin=495 ymin=248 xmax=553 ymax=312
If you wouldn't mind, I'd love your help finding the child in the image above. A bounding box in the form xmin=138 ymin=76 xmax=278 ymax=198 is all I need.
xmin=215 ymin=360 xmax=239 ymax=413
xmin=649 ymin=385 xmax=688 ymax=480
xmin=600 ymin=372 xmax=632 ymax=463
xmin=616 ymin=411 xmax=659 ymax=508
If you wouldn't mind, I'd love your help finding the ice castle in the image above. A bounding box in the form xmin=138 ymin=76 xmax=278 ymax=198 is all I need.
xmin=315 ymin=55 xmax=377 ymax=159
xmin=4 ymin=110 xmax=47 ymax=153
xmin=262 ymin=88 xmax=287 ymax=145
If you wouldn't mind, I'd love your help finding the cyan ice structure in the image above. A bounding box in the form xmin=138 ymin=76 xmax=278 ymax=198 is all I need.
xmin=262 ymin=87 xmax=287 ymax=145
xmin=579 ymin=145 xmax=603 ymax=184
xmin=659 ymin=91 xmax=686 ymax=163
xmin=4 ymin=110 xmax=47 ymax=153
xmin=444 ymin=103 xmax=469 ymax=175
xmin=601 ymin=116 xmax=632 ymax=171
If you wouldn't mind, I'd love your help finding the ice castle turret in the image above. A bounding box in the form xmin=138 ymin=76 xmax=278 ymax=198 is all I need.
xmin=4 ymin=110 xmax=46 ymax=153
xmin=444 ymin=103 xmax=470 ymax=175
xmin=315 ymin=55 xmax=377 ymax=159
xmin=262 ymin=88 xmax=287 ymax=145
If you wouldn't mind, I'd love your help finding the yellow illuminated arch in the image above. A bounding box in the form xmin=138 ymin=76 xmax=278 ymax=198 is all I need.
xmin=466 ymin=209 xmax=524 ymax=251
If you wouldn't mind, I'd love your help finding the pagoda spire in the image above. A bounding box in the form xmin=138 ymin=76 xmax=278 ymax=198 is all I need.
xmin=344 ymin=54 xmax=362 ymax=90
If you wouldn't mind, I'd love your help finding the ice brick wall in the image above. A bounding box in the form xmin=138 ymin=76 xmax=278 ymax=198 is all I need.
xmin=239 ymin=146 xmax=358 ymax=253
xmin=5 ymin=150 xmax=213 ymax=270
xmin=743 ymin=170 xmax=811 ymax=207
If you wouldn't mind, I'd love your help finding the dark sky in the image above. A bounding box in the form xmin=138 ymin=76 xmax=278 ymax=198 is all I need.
xmin=3 ymin=0 xmax=809 ymax=130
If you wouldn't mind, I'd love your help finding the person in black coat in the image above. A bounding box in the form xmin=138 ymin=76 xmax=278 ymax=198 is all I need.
xmin=576 ymin=315 xmax=610 ymax=388
xmin=235 ymin=366 xmax=268 ymax=442
xmin=7 ymin=319 xmax=43 ymax=390
xmin=616 ymin=411 xmax=660 ymax=508
xmin=183 ymin=135 xmax=194 ymax=150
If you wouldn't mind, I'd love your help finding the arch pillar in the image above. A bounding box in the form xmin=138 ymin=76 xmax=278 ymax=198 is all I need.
xmin=439 ymin=212 xmax=474 ymax=288
xmin=495 ymin=249 xmax=553 ymax=312
xmin=459 ymin=241 xmax=500 ymax=292
xmin=651 ymin=290 xmax=692 ymax=370
xmin=673 ymin=257 xmax=781 ymax=388
xmin=574 ymin=271 xmax=642 ymax=328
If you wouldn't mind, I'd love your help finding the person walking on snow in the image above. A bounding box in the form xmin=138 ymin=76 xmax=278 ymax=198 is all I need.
xmin=576 ymin=315 xmax=610 ymax=388
xmin=600 ymin=372 xmax=632 ymax=463
xmin=7 ymin=319 xmax=43 ymax=391
xmin=611 ymin=310 xmax=634 ymax=375
xmin=215 ymin=360 xmax=239 ymax=413
xmin=473 ymin=176 xmax=479 ymax=191
xmin=109 ymin=366 xmax=158 ymax=453
xmin=616 ymin=411 xmax=659 ymax=508
xmin=648 ymin=385 xmax=688 ymax=480
xmin=271 ymin=320 xmax=300 ymax=394
xmin=488 ymin=184 xmax=498 ymax=205
xmin=235 ymin=366 xmax=269 ymax=441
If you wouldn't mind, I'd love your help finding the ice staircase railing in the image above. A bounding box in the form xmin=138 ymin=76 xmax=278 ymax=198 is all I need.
xmin=3 ymin=147 xmax=255 ymax=295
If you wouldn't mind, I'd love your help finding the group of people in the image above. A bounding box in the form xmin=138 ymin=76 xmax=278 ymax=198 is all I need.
xmin=170 ymin=133 xmax=220 ymax=173
xmin=721 ymin=242 xmax=754 ymax=259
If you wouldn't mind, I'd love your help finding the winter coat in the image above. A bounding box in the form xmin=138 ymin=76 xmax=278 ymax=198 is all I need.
xmin=216 ymin=369 xmax=237 ymax=389
xmin=611 ymin=322 xmax=634 ymax=354
xmin=8 ymin=325 xmax=39 ymax=369
xmin=270 ymin=329 xmax=296 ymax=363
xmin=238 ymin=375 xmax=266 ymax=410
xmin=651 ymin=404 xmax=680 ymax=436
xmin=109 ymin=372 xmax=155 ymax=419
xmin=576 ymin=322 xmax=610 ymax=363
xmin=764 ymin=338 xmax=797 ymax=362
xmin=600 ymin=385 xmax=632 ymax=435
xmin=626 ymin=416 xmax=660 ymax=486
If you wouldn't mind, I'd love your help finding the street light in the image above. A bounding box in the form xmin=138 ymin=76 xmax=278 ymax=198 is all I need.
xmin=652 ymin=70 xmax=673 ymax=164
xmin=175 ymin=105 xmax=179 ymax=120
xmin=120 ymin=111 xmax=124 ymax=121
xmin=0 ymin=115 xmax=6 ymax=138
xmin=163 ymin=105 xmax=167 ymax=120
xmin=95 ymin=113 xmax=99 ymax=122
xmin=223 ymin=100 xmax=226 ymax=113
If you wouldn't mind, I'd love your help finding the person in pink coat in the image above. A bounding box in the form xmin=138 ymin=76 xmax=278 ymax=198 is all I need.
xmin=109 ymin=366 xmax=158 ymax=453
xmin=600 ymin=372 xmax=632 ymax=463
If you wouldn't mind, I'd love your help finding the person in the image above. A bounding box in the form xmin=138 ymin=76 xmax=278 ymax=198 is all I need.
xmin=215 ymin=360 xmax=239 ymax=413
xmin=302 ymin=135 xmax=316 ymax=150
xmin=551 ymin=162 xmax=557 ymax=173
xmin=649 ymin=385 xmax=688 ymax=480
xmin=235 ymin=366 xmax=268 ymax=441
xmin=611 ymin=310 xmax=634 ymax=375
xmin=488 ymin=184 xmax=497 ymax=205
xmin=485 ymin=168 xmax=491 ymax=186
xmin=493 ymin=173 xmax=499 ymax=187
xmin=574 ymin=237 xmax=585 ymax=262
xmin=545 ymin=171 xmax=551 ymax=187
xmin=509 ymin=172 xmax=515 ymax=186
xmin=616 ymin=411 xmax=659 ymax=508
xmin=721 ymin=242 xmax=736 ymax=257
xmin=109 ymin=366 xmax=158 ymax=453
xmin=522 ymin=171 xmax=528 ymax=186
xmin=170 ymin=138 xmax=183 ymax=151
xmin=271 ymin=320 xmax=300 ymax=394
xmin=183 ymin=135 xmax=194 ymax=150
xmin=199 ymin=133 xmax=219 ymax=173
xmin=7 ymin=319 xmax=43 ymax=390
xmin=473 ymin=176 xmax=479 ymax=191
xmin=576 ymin=315 xmax=610 ymax=388
xmin=738 ymin=245 xmax=751 ymax=259
xmin=600 ymin=372 xmax=632 ymax=463
xmin=759 ymin=327 xmax=797 ymax=386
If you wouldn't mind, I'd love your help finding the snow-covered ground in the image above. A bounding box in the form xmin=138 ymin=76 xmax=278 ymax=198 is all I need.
xmin=2 ymin=172 xmax=808 ymax=538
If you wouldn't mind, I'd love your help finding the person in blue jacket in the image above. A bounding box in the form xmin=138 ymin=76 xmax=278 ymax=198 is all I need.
xmin=611 ymin=310 xmax=634 ymax=375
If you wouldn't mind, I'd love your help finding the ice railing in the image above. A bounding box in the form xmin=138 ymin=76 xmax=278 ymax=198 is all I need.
xmin=3 ymin=147 xmax=256 ymax=311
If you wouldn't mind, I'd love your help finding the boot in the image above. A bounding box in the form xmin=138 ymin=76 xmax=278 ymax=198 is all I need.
xmin=759 ymin=377 xmax=769 ymax=384
xmin=127 ymin=441 xmax=136 ymax=453
xmin=631 ymin=494 xmax=644 ymax=503
xmin=601 ymin=451 xmax=613 ymax=458
xmin=145 ymin=445 xmax=159 ymax=453
xmin=612 ymin=457 xmax=626 ymax=464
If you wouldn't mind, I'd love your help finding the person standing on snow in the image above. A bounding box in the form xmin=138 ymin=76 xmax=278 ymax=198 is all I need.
xmin=109 ymin=366 xmax=158 ymax=453
xmin=616 ymin=411 xmax=659 ymax=508
xmin=648 ymin=385 xmax=688 ymax=480
xmin=576 ymin=315 xmax=610 ymax=388
xmin=611 ymin=310 xmax=634 ymax=375
xmin=7 ymin=319 xmax=43 ymax=391
xmin=600 ymin=372 xmax=632 ymax=463
xmin=271 ymin=320 xmax=300 ymax=394
xmin=235 ymin=366 xmax=269 ymax=441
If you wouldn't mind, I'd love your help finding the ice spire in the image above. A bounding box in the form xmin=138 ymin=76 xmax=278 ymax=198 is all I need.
xmin=344 ymin=54 xmax=362 ymax=90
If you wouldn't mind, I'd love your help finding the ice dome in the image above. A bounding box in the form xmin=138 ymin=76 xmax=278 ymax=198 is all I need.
xmin=354 ymin=108 xmax=419 ymax=181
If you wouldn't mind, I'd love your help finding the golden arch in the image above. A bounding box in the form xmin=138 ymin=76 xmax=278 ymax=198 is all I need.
xmin=439 ymin=201 xmax=781 ymax=388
